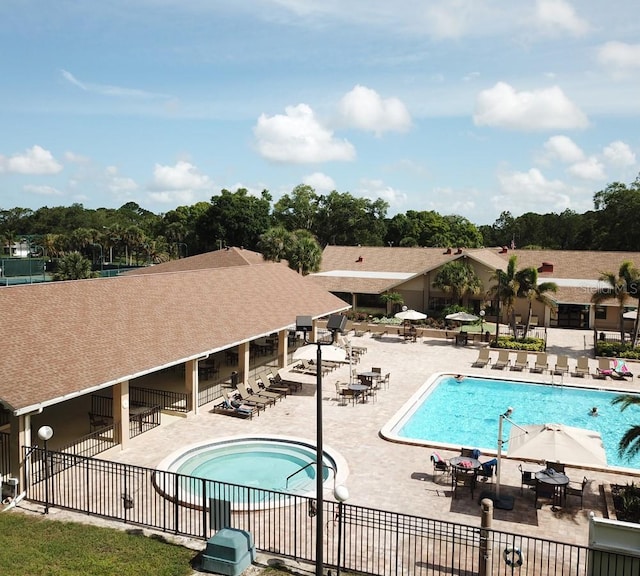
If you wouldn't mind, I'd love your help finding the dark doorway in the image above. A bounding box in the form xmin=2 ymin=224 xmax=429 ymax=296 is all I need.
xmin=557 ymin=304 xmax=589 ymax=328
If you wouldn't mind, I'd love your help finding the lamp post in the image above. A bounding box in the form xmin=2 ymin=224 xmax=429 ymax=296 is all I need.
xmin=37 ymin=425 xmax=54 ymax=514
xmin=296 ymin=314 xmax=348 ymax=576
xmin=479 ymin=310 xmax=486 ymax=339
xmin=90 ymin=243 xmax=104 ymax=272
xmin=334 ymin=484 xmax=349 ymax=576
xmin=495 ymin=407 xmax=527 ymax=510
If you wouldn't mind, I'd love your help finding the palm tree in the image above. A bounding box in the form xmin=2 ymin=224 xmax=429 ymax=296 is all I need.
xmin=53 ymin=252 xmax=99 ymax=281
xmin=432 ymin=260 xmax=483 ymax=306
xmin=380 ymin=291 xmax=404 ymax=315
xmin=612 ymin=394 xmax=640 ymax=460
xmin=517 ymin=267 xmax=558 ymax=334
xmin=487 ymin=255 xmax=521 ymax=338
xmin=591 ymin=261 xmax=640 ymax=342
xmin=287 ymin=230 xmax=322 ymax=275
xmin=258 ymin=226 xmax=292 ymax=262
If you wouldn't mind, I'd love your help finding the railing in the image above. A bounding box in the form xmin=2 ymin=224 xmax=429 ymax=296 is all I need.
xmin=90 ymin=396 xmax=161 ymax=439
xmin=131 ymin=386 xmax=189 ymax=413
xmin=198 ymin=380 xmax=226 ymax=408
xmin=20 ymin=447 xmax=639 ymax=576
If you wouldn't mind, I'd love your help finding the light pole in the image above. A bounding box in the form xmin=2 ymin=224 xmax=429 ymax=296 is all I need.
xmin=296 ymin=314 xmax=347 ymax=576
xmin=334 ymin=484 xmax=349 ymax=576
xmin=479 ymin=310 xmax=486 ymax=339
xmin=494 ymin=407 xmax=527 ymax=510
xmin=37 ymin=425 xmax=54 ymax=514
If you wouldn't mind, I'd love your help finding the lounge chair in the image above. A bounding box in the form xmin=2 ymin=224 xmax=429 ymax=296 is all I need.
xmin=236 ymin=383 xmax=275 ymax=407
xmin=613 ymin=359 xmax=634 ymax=378
xmin=553 ymin=355 xmax=569 ymax=375
xmin=472 ymin=348 xmax=491 ymax=368
xmin=531 ymin=352 xmax=548 ymax=374
xmin=270 ymin=371 xmax=302 ymax=392
xmin=212 ymin=398 xmax=254 ymax=419
xmin=247 ymin=379 xmax=283 ymax=402
xmin=221 ymin=390 xmax=261 ymax=417
xmin=595 ymin=357 xmax=615 ymax=379
xmin=573 ymin=356 xmax=590 ymax=377
xmin=492 ymin=350 xmax=511 ymax=370
xmin=259 ymin=375 xmax=289 ymax=397
xmin=511 ymin=351 xmax=529 ymax=371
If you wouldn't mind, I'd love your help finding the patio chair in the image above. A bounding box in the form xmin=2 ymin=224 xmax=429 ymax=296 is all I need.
xmin=492 ymin=349 xmax=511 ymax=370
xmin=477 ymin=458 xmax=497 ymax=483
xmin=530 ymin=352 xmax=548 ymax=374
xmin=566 ymin=476 xmax=588 ymax=509
xmin=430 ymin=452 xmax=450 ymax=477
xmin=511 ymin=351 xmax=529 ymax=371
xmin=236 ymin=383 xmax=275 ymax=408
xmin=472 ymin=348 xmax=491 ymax=368
xmin=535 ymin=480 xmax=556 ymax=508
xmin=452 ymin=467 xmax=476 ymax=499
xmin=545 ymin=461 xmax=565 ymax=473
xmin=553 ymin=355 xmax=569 ymax=375
xmin=88 ymin=412 xmax=110 ymax=432
xmin=573 ymin=356 xmax=590 ymax=378
xmin=335 ymin=381 xmax=355 ymax=406
xmin=518 ymin=464 xmax=536 ymax=494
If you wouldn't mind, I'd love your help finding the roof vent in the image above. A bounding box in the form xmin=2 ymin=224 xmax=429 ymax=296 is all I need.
xmin=499 ymin=246 xmax=508 ymax=253
xmin=356 ymin=256 xmax=363 ymax=263
xmin=538 ymin=261 xmax=554 ymax=273
xmin=455 ymin=247 xmax=463 ymax=255
xmin=443 ymin=247 xmax=452 ymax=254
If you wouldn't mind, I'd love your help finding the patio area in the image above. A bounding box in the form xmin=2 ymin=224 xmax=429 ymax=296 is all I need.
xmin=47 ymin=328 xmax=640 ymax=547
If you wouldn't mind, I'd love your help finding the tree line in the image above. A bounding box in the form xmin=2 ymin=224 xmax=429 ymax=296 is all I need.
xmin=2 ymin=176 xmax=640 ymax=270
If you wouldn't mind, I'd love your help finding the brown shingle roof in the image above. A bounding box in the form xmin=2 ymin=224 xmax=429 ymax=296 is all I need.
xmin=0 ymin=263 xmax=348 ymax=414
xmin=124 ymin=246 xmax=265 ymax=275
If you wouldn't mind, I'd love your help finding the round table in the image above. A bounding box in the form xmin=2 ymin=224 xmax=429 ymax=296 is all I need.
xmin=348 ymin=384 xmax=369 ymax=403
xmin=450 ymin=456 xmax=481 ymax=470
xmin=535 ymin=470 xmax=569 ymax=508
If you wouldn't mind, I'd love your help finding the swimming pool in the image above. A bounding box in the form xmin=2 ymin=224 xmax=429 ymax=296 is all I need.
xmin=155 ymin=435 xmax=349 ymax=509
xmin=382 ymin=374 xmax=640 ymax=470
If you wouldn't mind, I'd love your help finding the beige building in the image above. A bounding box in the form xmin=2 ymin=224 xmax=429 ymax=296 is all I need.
xmin=310 ymin=245 xmax=640 ymax=331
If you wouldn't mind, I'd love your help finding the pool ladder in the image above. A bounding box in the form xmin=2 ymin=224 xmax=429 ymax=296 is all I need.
xmin=285 ymin=462 xmax=335 ymax=490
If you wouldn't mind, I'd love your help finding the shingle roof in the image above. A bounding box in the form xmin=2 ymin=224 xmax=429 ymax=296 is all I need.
xmin=0 ymin=263 xmax=348 ymax=415
xmin=124 ymin=246 xmax=265 ymax=275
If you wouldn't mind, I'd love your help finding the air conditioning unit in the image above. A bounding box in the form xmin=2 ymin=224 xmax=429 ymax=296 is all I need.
xmin=1 ymin=477 xmax=19 ymax=503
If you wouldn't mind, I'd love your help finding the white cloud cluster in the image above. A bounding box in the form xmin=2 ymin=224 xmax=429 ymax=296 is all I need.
xmin=534 ymin=0 xmax=589 ymax=36
xmin=148 ymin=161 xmax=214 ymax=204
xmin=0 ymin=145 xmax=63 ymax=175
xmin=254 ymin=104 xmax=356 ymax=163
xmin=23 ymin=184 xmax=63 ymax=197
xmin=302 ymin=172 xmax=336 ymax=193
xmin=597 ymin=42 xmax=640 ymax=78
xmin=494 ymin=168 xmax=574 ymax=215
xmin=338 ymin=85 xmax=412 ymax=135
xmin=539 ymin=135 xmax=636 ymax=181
xmin=473 ymin=82 xmax=588 ymax=131
xmin=357 ymin=178 xmax=407 ymax=208
xmin=105 ymin=166 xmax=139 ymax=194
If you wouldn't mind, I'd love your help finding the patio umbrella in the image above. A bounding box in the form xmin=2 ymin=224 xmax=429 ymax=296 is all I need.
xmin=445 ymin=311 xmax=479 ymax=322
xmin=623 ymin=310 xmax=637 ymax=320
xmin=394 ymin=309 xmax=427 ymax=321
xmin=293 ymin=344 xmax=348 ymax=363
xmin=507 ymin=423 xmax=607 ymax=468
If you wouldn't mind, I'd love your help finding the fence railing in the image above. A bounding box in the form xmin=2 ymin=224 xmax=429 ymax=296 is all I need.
xmin=20 ymin=447 xmax=639 ymax=576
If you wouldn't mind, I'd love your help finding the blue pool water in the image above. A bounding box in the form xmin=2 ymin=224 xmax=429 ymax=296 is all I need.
xmin=397 ymin=375 xmax=640 ymax=469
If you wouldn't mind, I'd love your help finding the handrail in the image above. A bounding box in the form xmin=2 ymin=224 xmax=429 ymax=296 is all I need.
xmin=285 ymin=461 xmax=336 ymax=489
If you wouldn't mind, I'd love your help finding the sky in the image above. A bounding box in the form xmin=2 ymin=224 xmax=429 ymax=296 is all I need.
xmin=1 ymin=1 xmax=639 ymax=226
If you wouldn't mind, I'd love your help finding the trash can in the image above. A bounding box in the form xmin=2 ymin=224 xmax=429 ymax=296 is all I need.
xmin=231 ymin=371 xmax=238 ymax=386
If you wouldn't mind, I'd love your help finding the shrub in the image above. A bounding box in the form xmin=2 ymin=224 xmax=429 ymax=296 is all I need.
xmin=612 ymin=483 xmax=640 ymax=523
xmin=595 ymin=341 xmax=640 ymax=359
xmin=492 ymin=336 xmax=545 ymax=352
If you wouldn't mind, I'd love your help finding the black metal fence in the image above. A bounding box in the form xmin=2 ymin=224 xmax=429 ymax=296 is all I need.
xmin=21 ymin=447 xmax=639 ymax=575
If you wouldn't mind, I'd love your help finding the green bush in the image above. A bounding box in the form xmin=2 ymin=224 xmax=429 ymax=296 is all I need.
xmin=596 ymin=341 xmax=640 ymax=359
xmin=492 ymin=336 xmax=545 ymax=352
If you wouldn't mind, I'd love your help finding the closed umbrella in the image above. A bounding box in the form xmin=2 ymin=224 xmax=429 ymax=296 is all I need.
xmin=507 ymin=423 xmax=607 ymax=467
xmin=445 ymin=311 xmax=479 ymax=322
xmin=394 ymin=309 xmax=427 ymax=321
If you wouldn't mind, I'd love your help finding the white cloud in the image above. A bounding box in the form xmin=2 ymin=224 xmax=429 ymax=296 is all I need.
xmin=105 ymin=166 xmax=139 ymax=194
xmin=60 ymin=69 xmax=171 ymax=99
xmin=494 ymin=168 xmax=573 ymax=215
xmin=357 ymin=178 xmax=407 ymax=208
xmin=568 ymin=156 xmax=606 ymax=181
xmin=23 ymin=184 xmax=63 ymax=196
xmin=543 ymin=135 xmax=585 ymax=163
xmin=64 ymin=151 xmax=90 ymax=164
xmin=302 ymin=172 xmax=335 ymax=193
xmin=338 ymin=85 xmax=411 ymax=135
xmin=473 ymin=82 xmax=589 ymax=131
xmin=597 ymin=42 xmax=640 ymax=78
xmin=0 ymin=145 xmax=63 ymax=175
xmin=602 ymin=141 xmax=636 ymax=167
xmin=254 ymin=104 xmax=356 ymax=163
xmin=534 ymin=0 xmax=589 ymax=36
xmin=147 ymin=161 xmax=214 ymax=204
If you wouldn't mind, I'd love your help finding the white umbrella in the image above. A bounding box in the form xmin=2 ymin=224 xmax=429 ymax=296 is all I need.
xmin=445 ymin=311 xmax=479 ymax=322
xmin=507 ymin=423 xmax=607 ymax=467
xmin=293 ymin=344 xmax=348 ymax=363
xmin=394 ymin=309 xmax=427 ymax=321
xmin=623 ymin=310 xmax=637 ymax=320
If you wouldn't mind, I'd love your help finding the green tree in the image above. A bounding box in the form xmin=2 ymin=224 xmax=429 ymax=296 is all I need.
xmin=612 ymin=394 xmax=640 ymax=461
xmin=432 ymin=260 xmax=483 ymax=306
xmin=53 ymin=252 xmax=99 ymax=281
xmin=379 ymin=291 xmax=404 ymax=314
xmin=593 ymin=175 xmax=640 ymax=250
xmin=258 ymin=226 xmax=293 ymax=262
xmin=591 ymin=261 xmax=640 ymax=342
xmin=487 ymin=255 xmax=525 ymax=338
xmin=516 ymin=267 xmax=558 ymax=334
xmin=287 ymin=230 xmax=322 ymax=275
xmin=272 ymin=184 xmax=319 ymax=232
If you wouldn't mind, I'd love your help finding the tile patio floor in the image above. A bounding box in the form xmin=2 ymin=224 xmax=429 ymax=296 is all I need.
xmin=91 ymin=327 xmax=640 ymax=548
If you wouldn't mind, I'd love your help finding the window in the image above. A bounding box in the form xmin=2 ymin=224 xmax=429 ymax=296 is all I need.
xmin=595 ymin=306 xmax=607 ymax=320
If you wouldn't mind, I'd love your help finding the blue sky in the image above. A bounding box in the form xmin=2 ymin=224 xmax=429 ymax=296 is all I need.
xmin=1 ymin=1 xmax=639 ymax=225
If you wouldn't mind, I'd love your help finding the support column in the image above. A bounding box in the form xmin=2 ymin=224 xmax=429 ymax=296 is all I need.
xmin=9 ymin=413 xmax=29 ymax=487
xmin=277 ymin=329 xmax=288 ymax=369
xmin=113 ymin=381 xmax=130 ymax=450
xmin=238 ymin=342 xmax=250 ymax=384
xmin=479 ymin=498 xmax=493 ymax=576
xmin=185 ymin=359 xmax=198 ymax=415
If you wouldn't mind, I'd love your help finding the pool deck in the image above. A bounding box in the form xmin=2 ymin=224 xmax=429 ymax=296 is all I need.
xmin=32 ymin=328 xmax=640 ymax=557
